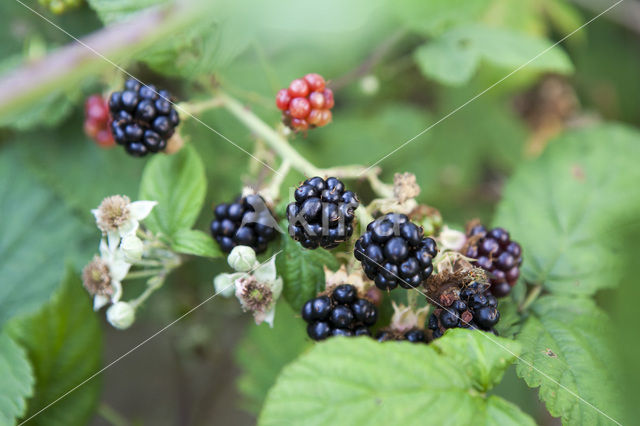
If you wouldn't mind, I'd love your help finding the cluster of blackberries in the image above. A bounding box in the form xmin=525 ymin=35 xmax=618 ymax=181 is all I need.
xmin=84 ymin=95 xmax=114 ymax=147
xmin=463 ymin=225 xmax=522 ymax=297
xmin=354 ymin=213 xmax=437 ymax=290
xmin=287 ymin=176 xmax=358 ymax=250
xmin=376 ymin=328 xmax=427 ymax=344
xmin=108 ymin=79 xmax=180 ymax=157
xmin=276 ymin=74 xmax=334 ymax=131
xmin=302 ymin=284 xmax=378 ymax=341
xmin=428 ymin=282 xmax=500 ymax=338
xmin=210 ymin=194 xmax=278 ymax=254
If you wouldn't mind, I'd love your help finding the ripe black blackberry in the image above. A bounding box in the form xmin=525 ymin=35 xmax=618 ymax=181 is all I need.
xmin=376 ymin=328 xmax=427 ymax=344
xmin=210 ymin=194 xmax=278 ymax=254
xmin=287 ymin=177 xmax=359 ymax=250
xmin=427 ymin=281 xmax=500 ymax=338
xmin=301 ymin=284 xmax=377 ymax=341
xmin=463 ymin=224 xmax=522 ymax=298
xmin=354 ymin=213 xmax=437 ymax=290
xmin=108 ymin=79 xmax=180 ymax=157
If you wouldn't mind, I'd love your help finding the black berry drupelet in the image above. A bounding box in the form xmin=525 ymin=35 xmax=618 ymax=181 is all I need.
xmin=463 ymin=225 xmax=523 ymax=298
xmin=428 ymin=281 xmax=500 ymax=338
xmin=210 ymin=194 xmax=278 ymax=254
xmin=354 ymin=213 xmax=437 ymax=290
xmin=287 ymin=176 xmax=359 ymax=250
xmin=301 ymin=284 xmax=377 ymax=341
xmin=108 ymin=79 xmax=180 ymax=157
xmin=375 ymin=328 xmax=427 ymax=344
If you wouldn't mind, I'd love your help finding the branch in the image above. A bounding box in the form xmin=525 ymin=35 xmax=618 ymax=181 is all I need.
xmin=0 ymin=1 xmax=205 ymax=119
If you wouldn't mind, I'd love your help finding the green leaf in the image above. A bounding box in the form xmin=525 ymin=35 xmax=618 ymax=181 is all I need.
xmin=235 ymin=302 xmax=311 ymax=413
xmin=415 ymin=24 xmax=573 ymax=86
xmin=0 ymin=148 xmax=90 ymax=328
xmin=260 ymin=330 xmax=533 ymax=425
xmin=516 ymin=296 xmax=622 ymax=425
xmin=395 ymin=0 xmax=492 ymax=36
xmin=171 ymin=229 xmax=222 ymax=258
xmin=7 ymin=268 xmax=103 ymax=426
xmin=139 ymin=145 xmax=206 ymax=239
xmin=275 ymin=230 xmax=340 ymax=311
xmin=0 ymin=332 xmax=34 ymax=426
xmin=414 ymin=40 xmax=480 ymax=86
xmin=494 ymin=124 xmax=640 ymax=294
xmin=0 ymin=88 xmax=78 ymax=131
xmin=87 ymin=0 xmax=168 ymax=23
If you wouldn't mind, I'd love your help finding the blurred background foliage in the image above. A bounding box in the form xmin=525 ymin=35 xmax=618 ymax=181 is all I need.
xmin=0 ymin=0 xmax=639 ymax=424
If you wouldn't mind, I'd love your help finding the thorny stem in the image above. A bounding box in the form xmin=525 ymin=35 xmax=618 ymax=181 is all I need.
xmin=519 ymin=284 xmax=543 ymax=313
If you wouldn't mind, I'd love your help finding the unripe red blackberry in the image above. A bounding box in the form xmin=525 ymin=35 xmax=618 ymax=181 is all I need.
xmin=462 ymin=224 xmax=523 ymax=297
xmin=276 ymin=74 xmax=334 ymax=131
xmin=84 ymin=95 xmax=115 ymax=148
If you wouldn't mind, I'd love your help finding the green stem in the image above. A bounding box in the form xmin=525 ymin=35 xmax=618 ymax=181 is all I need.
xmin=123 ymin=269 xmax=163 ymax=280
xmin=219 ymin=92 xmax=322 ymax=176
xmin=519 ymin=284 xmax=543 ymax=312
xmin=97 ymin=403 xmax=129 ymax=426
xmin=177 ymin=98 xmax=224 ymax=117
xmin=407 ymin=290 xmax=418 ymax=310
xmin=218 ymin=91 xmax=395 ymax=200
xmin=130 ymin=274 xmax=166 ymax=308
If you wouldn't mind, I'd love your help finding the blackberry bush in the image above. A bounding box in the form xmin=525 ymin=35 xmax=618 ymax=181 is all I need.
xmin=354 ymin=213 xmax=437 ymax=290
xmin=463 ymin=224 xmax=523 ymax=297
xmin=276 ymin=74 xmax=334 ymax=131
xmin=287 ymin=176 xmax=358 ymax=250
xmin=301 ymin=284 xmax=377 ymax=341
xmin=427 ymin=281 xmax=500 ymax=338
xmin=108 ymin=79 xmax=180 ymax=157
xmin=211 ymin=194 xmax=278 ymax=254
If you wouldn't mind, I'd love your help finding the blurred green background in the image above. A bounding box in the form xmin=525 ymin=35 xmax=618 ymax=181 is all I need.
xmin=1 ymin=0 xmax=639 ymax=424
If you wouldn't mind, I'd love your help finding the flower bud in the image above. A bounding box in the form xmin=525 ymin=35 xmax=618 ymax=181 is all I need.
xmin=106 ymin=301 xmax=136 ymax=330
xmin=227 ymin=245 xmax=257 ymax=272
xmin=121 ymin=235 xmax=144 ymax=260
xmin=214 ymin=273 xmax=237 ymax=297
xmin=438 ymin=226 xmax=466 ymax=252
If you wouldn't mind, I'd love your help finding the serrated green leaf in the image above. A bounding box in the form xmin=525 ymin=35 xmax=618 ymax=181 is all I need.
xmin=7 ymin=267 xmax=103 ymax=426
xmin=515 ymin=296 xmax=622 ymax=425
xmin=171 ymin=228 xmax=222 ymax=258
xmin=0 ymin=332 xmax=34 ymax=426
xmin=0 ymin=148 xmax=90 ymax=328
xmin=432 ymin=328 xmax=522 ymax=391
xmin=395 ymin=0 xmax=492 ymax=36
xmin=235 ymin=302 xmax=311 ymax=413
xmin=260 ymin=330 xmax=533 ymax=426
xmin=415 ymin=24 xmax=573 ymax=86
xmin=139 ymin=145 xmax=206 ymax=239
xmin=275 ymin=231 xmax=339 ymax=311
xmin=494 ymin=124 xmax=640 ymax=294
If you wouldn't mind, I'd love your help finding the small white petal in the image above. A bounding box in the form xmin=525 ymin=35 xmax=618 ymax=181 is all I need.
xmin=93 ymin=295 xmax=110 ymax=311
xmin=91 ymin=208 xmax=100 ymax=223
xmin=107 ymin=231 xmax=121 ymax=251
xmin=110 ymin=258 xmax=131 ymax=283
xmin=270 ymin=277 xmax=283 ymax=301
xmin=99 ymin=239 xmax=111 ymax=258
xmin=111 ymin=281 xmax=123 ymax=303
xmin=118 ymin=219 xmax=139 ymax=238
xmin=128 ymin=201 xmax=157 ymax=221
xmin=258 ymin=306 xmax=276 ymax=328
xmin=253 ymin=257 xmax=277 ymax=283
xmin=234 ymin=279 xmax=248 ymax=309
xmin=121 ymin=235 xmax=144 ymax=260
